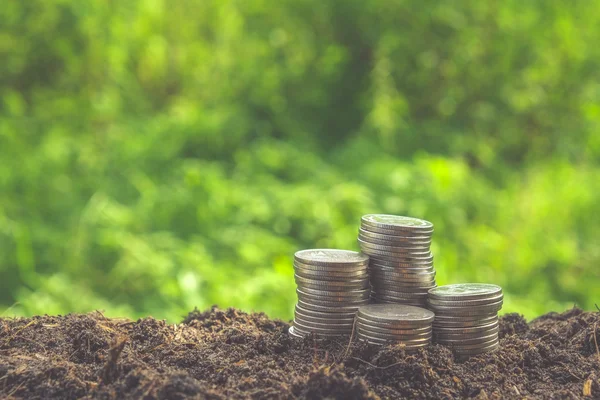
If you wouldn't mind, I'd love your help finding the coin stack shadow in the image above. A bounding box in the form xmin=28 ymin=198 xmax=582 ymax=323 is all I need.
xmin=356 ymin=304 xmax=434 ymax=348
xmin=427 ymin=283 xmax=503 ymax=357
xmin=357 ymin=214 xmax=437 ymax=307
xmin=289 ymin=249 xmax=371 ymax=339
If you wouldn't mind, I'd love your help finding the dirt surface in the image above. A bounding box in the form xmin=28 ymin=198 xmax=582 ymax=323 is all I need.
xmin=1 ymin=307 xmax=599 ymax=399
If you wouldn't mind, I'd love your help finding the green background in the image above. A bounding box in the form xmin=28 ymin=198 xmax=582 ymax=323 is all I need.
xmin=1 ymin=0 xmax=599 ymax=322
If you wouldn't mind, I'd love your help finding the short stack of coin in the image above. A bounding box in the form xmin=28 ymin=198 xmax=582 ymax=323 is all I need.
xmin=289 ymin=249 xmax=371 ymax=339
xmin=358 ymin=214 xmax=436 ymax=307
xmin=427 ymin=283 xmax=503 ymax=357
xmin=355 ymin=304 xmax=434 ymax=348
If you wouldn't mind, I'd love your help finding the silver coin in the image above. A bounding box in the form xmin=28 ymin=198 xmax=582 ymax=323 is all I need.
xmin=372 ymin=281 xmax=436 ymax=291
xmin=297 ymin=299 xmax=366 ymax=313
xmin=297 ymin=287 xmax=371 ymax=298
xmin=296 ymin=292 xmax=370 ymax=305
xmin=428 ymin=283 xmax=502 ymax=301
xmin=357 ymin=304 xmax=434 ymax=325
xmin=371 ymin=293 xmax=428 ymax=301
xmin=427 ymin=293 xmax=504 ymax=307
xmin=358 ymin=228 xmax=432 ymax=244
xmin=293 ymin=320 xmax=352 ymax=334
xmin=296 ymin=294 xmax=370 ymax=307
xmin=433 ymin=320 xmax=499 ymax=334
xmin=361 ymin=248 xmax=433 ymax=260
xmin=370 ymin=263 xmax=435 ymax=272
xmin=434 ymin=327 xmax=499 ymax=341
xmin=296 ymin=294 xmax=370 ymax=308
xmin=435 ymin=332 xmax=498 ymax=346
xmin=372 ymin=298 xmax=427 ymax=307
xmin=292 ymin=327 xmax=343 ymax=338
xmin=357 ymin=328 xmax=432 ymax=342
xmin=358 ymin=236 xmax=431 ymax=249
xmin=294 ymin=249 xmax=368 ymax=267
xmin=358 ymin=236 xmax=432 ymax=249
xmin=357 ymin=323 xmax=431 ymax=336
xmin=361 ymin=214 xmax=434 ymax=231
xmin=357 ymin=331 xmax=431 ymax=346
xmin=432 ymin=320 xmax=499 ymax=329
xmin=371 ymin=269 xmax=436 ymax=278
xmin=370 ymin=272 xmax=436 ymax=284
xmin=372 ymin=289 xmax=431 ymax=297
xmin=370 ymin=259 xmax=435 ymax=269
xmin=294 ymin=314 xmax=354 ymax=328
xmin=428 ymin=300 xmax=503 ymax=315
xmin=356 ymin=314 xmax=431 ymax=329
xmin=294 ymin=268 xmax=370 ymax=280
xmin=288 ymin=326 xmax=305 ymax=339
xmin=433 ymin=314 xmax=499 ymax=323
xmin=358 ymin=239 xmax=432 ymax=254
xmin=294 ymin=312 xmax=355 ymax=326
xmin=293 ymin=261 xmax=368 ymax=273
xmin=294 ymin=305 xmax=357 ymax=321
xmin=294 ymin=274 xmax=369 ymax=288
xmin=361 ymin=223 xmax=434 ymax=237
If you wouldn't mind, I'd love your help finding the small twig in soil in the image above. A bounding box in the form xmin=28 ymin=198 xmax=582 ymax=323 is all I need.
xmin=342 ymin=316 xmax=357 ymax=360
xmin=351 ymin=357 xmax=404 ymax=370
xmin=595 ymin=303 xmax=599 ymax=313
xmin=6 ymin=380 xmax=26 ymax=397
xmin=558 ymin=362 xmax=583 ymax=380
xmin=593 ymin=322 xmax=600 ymax=363
xmin=100 ymin=337 xmax=127 ymax=384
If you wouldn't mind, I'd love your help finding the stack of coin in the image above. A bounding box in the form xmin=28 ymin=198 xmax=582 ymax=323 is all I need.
xmin=356 ymin=304 xmax=434 ymax=348
xmin=289 ymin=249 xmax=371 ymax=339
xmin=427 ymin=283 xmax=503 ymax=357
xmin=358 ymin=214 xmax=436 ymax=307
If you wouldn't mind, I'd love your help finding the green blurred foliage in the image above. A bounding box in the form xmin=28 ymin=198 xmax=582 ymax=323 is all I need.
xmin=1 ymin=0 xmax=599 ymax=322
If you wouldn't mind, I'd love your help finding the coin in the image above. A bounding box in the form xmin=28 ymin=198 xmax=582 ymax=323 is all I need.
xmin=358 ymin=304 xmax=434 ymax=324
xmin=297 ymin=287 xmax=371 ymax=298
xmin=358 ymin=228 xmax=432 ymax=243
xmin=428 ymin=300 xmax=503 ymax=315
xmin=294 ymin=274 xmax=369 ymax=289
xmin=359 ymin=238 xmax=431 ymax=252
xmin=293 ymin=320 xmax=353 ymax=335
xmin=288 ymin=326 xmax=305 ymax=339
xmin=434 ymin=327 xmax=499 ymax=341
xmin=361 ymin=250 xmax=434 ymax=262
xmin=427 ymin=293 xmax=504 ymax=307
xmin=432 ymin=320 xmax=499 ymax=334
xmin=296 ymin=294 xmax=370 ymax=307
xmin=357 ymin=324 xmax=432 ymax=337
xmin=428 ymin=283 xmax=502 ymax=301
xmin=370 ymin=259 xmax=435 ymax=269
xmin=294 ymin=249 xmax=369 ymax=267
xmin=361 ymin=215 xmax=434 ymax=232
xmin=294 ymin=268 xmax=369 ymax=280
xmin=297 ymin=299 xmax=367 ymax=313
xmin=293 ymin=261 xmax=368 ymax=273
xmin=294 ymin=305 xmax=357 ymax=321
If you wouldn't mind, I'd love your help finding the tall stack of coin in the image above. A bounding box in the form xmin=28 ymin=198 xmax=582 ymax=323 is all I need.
xmin=427 ymin=283 xmax=503 ymax=357
xmin=356 ymin=304 xmax=434 ymax=348
xmin=289 ymin=249 xmax=371 ymax=339
xmin=358 ymin=215 xmax=436 ymax=307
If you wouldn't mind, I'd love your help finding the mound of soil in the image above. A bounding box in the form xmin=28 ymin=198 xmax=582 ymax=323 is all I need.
xmin=1 ymin=307 xmax=599 ymax=399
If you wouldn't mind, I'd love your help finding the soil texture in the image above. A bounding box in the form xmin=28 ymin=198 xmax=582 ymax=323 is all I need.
xmin=1 ymin=307 xmax=599 ymax=399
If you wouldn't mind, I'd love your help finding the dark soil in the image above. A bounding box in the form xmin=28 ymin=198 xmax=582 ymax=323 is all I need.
xmin=1 ymin=307 xmax=599 ymax=399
